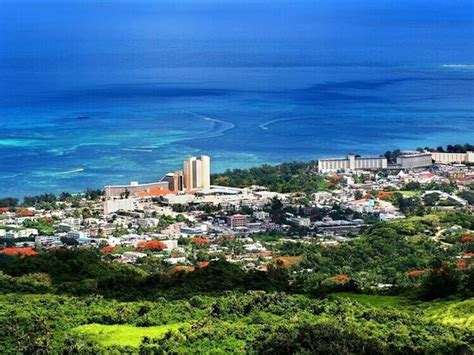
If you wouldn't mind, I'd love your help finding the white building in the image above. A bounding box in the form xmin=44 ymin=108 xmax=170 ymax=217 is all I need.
xmin=161 ymin=193 xmax=196 ymax=205
xmin=161 ymin=239 xmax=178 ymax=250
xmin=164 ymin=257 xmax=187 ymax=265
xmin=253 ymin=211 xmax=270 ymax=220
xmin=122 ymin=251 xmax=147 ymax=262
xmin=137 ymin=218 xmax=160 ymax=228
xmin=35 ymin=235 xmax=62 ymax=248
xmin=396 ymin=152 xmax=433 ymax=169
xmin=63 ymin=217 xmax=82 ymax=226
xmin=180 ymin=225 xmax=207 ymax=236
xmin=67 ymin=230 xmax=88 ymax=239
xmin=244 ymin=242 xmax=266 ymax=252
xmin=379 ymin=213 xmax=405 ymax=221
xmin=431 ymin=151 xmax=474 ymax=164
xmin=346 ymin=199 xmax=376 ymax=213
xmin=105 ymin=237 xmax=122 ymax=247
xmin=318 ymin=154 xmax=387 ymax=172
xmin=5 ymin=228 xmax=38 ymax=239
xmin=104 ymin=198 xmax=140 ymax=214
xmin=120 ymin=234 xmax=151 ymax=247
xmin=287 ymin=217 xmax=311 ymax=227
xmin=312 ymin=191 xmax=334 ymax=205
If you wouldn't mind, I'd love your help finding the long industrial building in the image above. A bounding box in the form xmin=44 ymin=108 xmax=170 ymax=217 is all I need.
xmin=318 ymin=154 xmax=387 ymax=172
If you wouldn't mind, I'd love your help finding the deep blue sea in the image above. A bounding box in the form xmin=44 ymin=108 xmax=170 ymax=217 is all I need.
xmin=1 ymin=0 xmax=473 ymax=197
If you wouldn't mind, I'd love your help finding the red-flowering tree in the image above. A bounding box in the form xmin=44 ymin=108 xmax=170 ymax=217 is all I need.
xmin=193 ymin=237 xmax=210 ymax=246
xmin=0 ymin=247 xmax=38 ymax=257
xmin=101 ymin=245 xmax=114 ymax=254
xmin=407 ymin=269 xmax=425 ymax=277
xmin=138 ymin=240 xmax=166 ymax=251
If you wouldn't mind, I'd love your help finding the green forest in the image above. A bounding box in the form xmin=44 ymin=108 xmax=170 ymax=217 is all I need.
xmin=211 ymin=161 xmax=328 ymax=194
xmin=2 ymin=292 xmax=472 ymax=354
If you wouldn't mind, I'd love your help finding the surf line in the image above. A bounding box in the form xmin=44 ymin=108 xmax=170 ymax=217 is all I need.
xmin=52 ymin=168 xmax=85 ymax=175
xmin=184 ymin=111 xmax=236 ymax=134
xmin=121 ymin=148 xmax=153 ymax=153
xmin=139 ymin=111 xmax=237 ymax=150
xmin=259 ymin=115 xmax=319 ymax=130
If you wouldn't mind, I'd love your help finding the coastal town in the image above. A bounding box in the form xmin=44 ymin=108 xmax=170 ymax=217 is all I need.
xmin=1 ymin=145 xmax=473 ymax=274
xmin=3 ymin=0 xmax=473 ymax=351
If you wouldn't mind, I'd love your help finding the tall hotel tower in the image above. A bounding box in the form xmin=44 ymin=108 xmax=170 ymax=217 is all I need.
xmin=183 ymin=155 xmax=211 ymax=191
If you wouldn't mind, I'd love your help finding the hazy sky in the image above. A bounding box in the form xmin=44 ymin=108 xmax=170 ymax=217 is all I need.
xmin=1 ymin=0 xmax=473 ymax=71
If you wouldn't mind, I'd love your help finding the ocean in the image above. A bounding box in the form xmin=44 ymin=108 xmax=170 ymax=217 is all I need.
xmin=0 ymin=0 xmax=473 ymax=197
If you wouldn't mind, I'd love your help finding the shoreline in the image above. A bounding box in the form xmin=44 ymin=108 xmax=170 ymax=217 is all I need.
xmin=1 ymin=142 xmax=472 ymax=200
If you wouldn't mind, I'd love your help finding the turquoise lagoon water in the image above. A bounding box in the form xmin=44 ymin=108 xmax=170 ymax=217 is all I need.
xmin=0 ymin=1 xmax=473 ymax=196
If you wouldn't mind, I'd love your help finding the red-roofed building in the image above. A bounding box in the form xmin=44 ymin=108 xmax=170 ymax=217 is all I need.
xmin=135 ymin=187 xmax=172 ymax=198
xmin=16 ymin=208 xmax=34 ymax=217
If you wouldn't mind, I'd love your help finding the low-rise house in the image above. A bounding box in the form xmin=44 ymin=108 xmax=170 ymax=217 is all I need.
xmin=180 ymin=225 xmax=207 ymax=236
xmin=137 ymin=218 xmax=160 ymax=228
xmin=63 ymin=217 xmax=83 ymax=226
xmin=161 ymin=222 xmax=187 ymax=237
xmin=312 ymin=191 xmax=334 ymax=205
xmin=67 ymin=230 xmax=88 ymax=239
xmin=379 ymin=213 xmax=405 ymax=221
xmin=120 ymin=234 xmax=151 ymax=247
xmin=35 ymin=235 xmax=62 ymax=248
xmin=164 ymin=256 xmax=187 ymax=265
xmin=346 ymin=199 xmax=375 ymax=213
xmin=244 ymin=242 xmax=266 ymax=252
xmin=122 ymin=251 xmax=147 ymax=261
xmin=5 ymin=228 xmax=38 ymax=239
xmin=287 ymin=217 xmax=311 ymax=227
xmin=105 ymin=236 xmax=122 ymax=247
xmin=161 ymin=239 xmax=178 ymax=251
xmin=253 ymin=211 xmax=270 ymax=220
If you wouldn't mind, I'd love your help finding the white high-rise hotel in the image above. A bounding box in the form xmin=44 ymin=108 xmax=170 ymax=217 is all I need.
xmin=183 ymin=155 xmax=211 ymax=191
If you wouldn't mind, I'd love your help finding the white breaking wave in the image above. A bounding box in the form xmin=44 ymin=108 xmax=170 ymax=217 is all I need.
xmin=186 ymin=111 xmax=236 ymax=132
xmin=183 ymin=111 xmax=236 ymax=138
xmin=53 ymin=168 xmax=84 ymax=175
xmin=121 ymin=148 xmax=153 ymax=152
xmin=441 ymin=64 xmax=474 ymax=68
xmin=259 ymin=115 xmax=319 ymax=130
xmin=143 ymin=111 xmax=236 ymax=149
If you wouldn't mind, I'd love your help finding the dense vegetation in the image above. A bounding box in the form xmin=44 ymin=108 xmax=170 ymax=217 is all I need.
xmin=0 ymin=188 xmax=104 ymax=210
xmin=427 ymin=143 xmax=474 ymax=153
xmin=1 ymin=292 xmax=472 ymax=353
xmin=211 ymin=161 xmax=328 ymax=194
